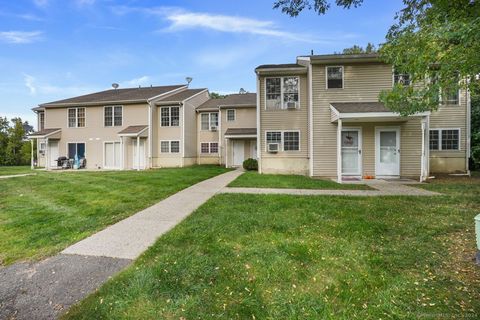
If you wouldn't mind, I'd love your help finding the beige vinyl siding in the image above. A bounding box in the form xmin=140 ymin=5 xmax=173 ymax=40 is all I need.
xmin=184 ymin=91 xmax=209 ymax=161
xmin=197 ymin=111 xmax=220 ymax=164
xmin=220 ymin=107 xmax=256 ymax=165
xmin=259 ymin=74 xmax=309 ymax=174
xmin=43 ymin=103 xmax=148 ymax=169
xmin=311 ymin=63 xmax=393 ymax=177
xmin=153 ymin=106 xmax=182 ymax=167
xmin=429 ymin=89 xmax=467 ymax=172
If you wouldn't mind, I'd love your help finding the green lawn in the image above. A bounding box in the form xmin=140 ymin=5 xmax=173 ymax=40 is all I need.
xmin=0 ymin=165 xmax=35 ymax=176
xmin=0 ymin=165 xmax=229 ymax=265
xmin=229 ymin=171 xmax=371 ymax=190
xmin=65 ymin=176 xmax=480 ymax=319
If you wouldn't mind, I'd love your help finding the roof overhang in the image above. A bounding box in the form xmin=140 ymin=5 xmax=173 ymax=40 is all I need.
xmin=310 ymin=54 xmax=382 ymax=65
xmin=117 ymin=125 xmax=148 ymax=137
xmin=219 ymin=104 xmax=256 ymax=109
xmin=28 ymin=128 xmax=61 ymax=139
xmin=255 ymin=67 xmax=308 ymax=76
xmin=330 ymin=105 xmax=430 ymax=123
xmin=225 ymin=134 xmax=257 ymax=139
xmin=40 ymin=99 xmax=148 ymax=108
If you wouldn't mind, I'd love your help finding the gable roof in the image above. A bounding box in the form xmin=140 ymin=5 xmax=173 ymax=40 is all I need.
xmin=155 ymin=88 xmax=208 ymax=104
xmin=255 ymin=63 xmax=306 ymax=71
xmin=196 ymin=93 xmax=256 ymax=111
xmin=39 ymin=85 xmax=187 ymax=107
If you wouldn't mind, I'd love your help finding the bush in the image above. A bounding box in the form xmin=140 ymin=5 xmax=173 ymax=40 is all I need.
xmin=242 ymin=158 xmax=258 ymax=171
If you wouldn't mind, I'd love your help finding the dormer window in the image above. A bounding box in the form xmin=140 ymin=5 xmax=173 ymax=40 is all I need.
xmin=326 ymin=66 xmax=343 ymax=89
xmin=266 ymin=76 xmax=299 ymax=110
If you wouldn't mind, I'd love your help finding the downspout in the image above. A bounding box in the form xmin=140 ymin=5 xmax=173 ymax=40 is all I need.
xmin=147 ymin=102 xmax=152 ymax=169
xmin=466 ymin=87 xmax=471 ymax=175
xmin=337 ymin=119 xmax=342 ymax=183
xmin=256 ymin=73 xmax=261 ymax=173
xmin=308 ymin=63 xmax=314 ymax=177
xmin=420 ymin=119 xmax=426 ymax=182
xmin=181 ymin=102 xmax=185 ymax=167
xmin=218 ymin=109 xmax=222 ymax=165
xmin=30 ymin=139 xmax=34 ymax=169
xmin=45 ymin=137 xmax=49 ymax=170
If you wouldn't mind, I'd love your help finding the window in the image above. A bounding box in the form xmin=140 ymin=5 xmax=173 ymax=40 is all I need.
xmin=326 ymin=66 xmax=343 ymax=89
xmin=200 ymin=112 xmax=218 ymax=130
xmin=68 ymin=108 xmax=85 ymax=128
xmin=227 ymin=109 xmax=236 ymax=122
xmin=39 ymin=142 xmax=46 ymax=152
xmin=160 ymin=140 xmax=180 ymax=153
xmin=265 ymin=131 xmax=299 ymax=152
xmin=38 ymin=112 xmax=45 ymax=131
xmin=160 ymin=106 xmax=180 ymax=127
xmin=441 ymin=88 xmax=459 ymax=105
xmin=394 ymin=71 xmax=411 ymax=86
xmin=266 ymin=77 xmax=299 ymax=110
xmin=67 ymin=142 xmax=85 ymax=159
xmin=429 ymin=129 xmax=460 ymax=151
xmin=283 ymin=131 xmax=300 ymax=151
xmin=104 ymin=106 xmax=122 ymax=126
xmin=200 ymin=142 xmax=218 ymax=153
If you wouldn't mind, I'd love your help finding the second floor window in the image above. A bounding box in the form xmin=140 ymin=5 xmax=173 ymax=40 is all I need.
xmin=441 ymin=88 xmax=459 ymax=105
xmin=68 ymin=107 xmax=85 ymax=128
xmin=38 ymin=112 xmax=45 ymax=131
xmin=326 ymin=66 xmax=343 ymax=89
xmin=161 ymin=106 xmax=180 ymax=127
xmin=104 ymin=106 xmax=123 ymax=127
xmin=266 ymin=77 xmax=299 ymax=110
xmin=227 ymin=109 xmax=236 ymax=121
xmin=201 ymin=112 xmax=218 ymax=130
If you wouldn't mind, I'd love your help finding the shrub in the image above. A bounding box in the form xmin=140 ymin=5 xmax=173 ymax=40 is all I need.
xmin=242 ymin=158 xmax=258 ymax=171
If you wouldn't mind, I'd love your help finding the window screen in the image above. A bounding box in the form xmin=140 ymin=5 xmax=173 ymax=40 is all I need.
xmin=327 ymin=66 xmax=343 ymax=89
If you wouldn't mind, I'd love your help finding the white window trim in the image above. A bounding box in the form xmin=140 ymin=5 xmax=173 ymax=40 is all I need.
xmin=103 ymin=140 xmax=122 ymax=169
xmin=103 ymin=106 xmax=123 ymax=127
xmin=392 ymin=69 xmax=411 ymax=86
xmin=200 ymin=112 xmax=219 ymax=131
xmin=325 ymin=66 xmax=344 ymax=89
xmin=429 ymin=128 xmax=461 ymax=151
xmin=439 ymin=89 xmax=460 ymax=106
xmin=264 ymin=130 xmax=301 ymax=152
xmin=38 ymin=111 xmax=45 ymax=131
xmin=66 ymin=141 xmax=87 ymax=159
xmin=67 ymin=107 xmax=86 ymax=128
xmin=264 ymin=76 xmax=301 ymax=110
xmin=226 ymin=109 xmax=236 ymax=122
xmin=160 ymin=140 xmax=180 ymax=153
xmin=200 ymin=142 xmax=219 ymax=154
xmin=160 ymin=106 xmax=180 ymax=127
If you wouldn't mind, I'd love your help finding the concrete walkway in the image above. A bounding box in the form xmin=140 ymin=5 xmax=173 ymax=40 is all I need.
xmin=62 ymin=169 xmax=243 ymax=260
xmin=0 ymin=173 xmax=36 ymax=179
xmin=221 ymin=180 xmax=440 ymax=196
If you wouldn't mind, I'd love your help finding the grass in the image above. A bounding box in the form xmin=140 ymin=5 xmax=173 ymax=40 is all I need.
xmin=65 ymin=176 xmax=480 ymax=319
xmin=0 ymin=165 xmax=230 ymax=265
xmin=229 ymin=171 xmax=371 ymax=190
xmin=0 ymin=165 xmax=35 ymax=176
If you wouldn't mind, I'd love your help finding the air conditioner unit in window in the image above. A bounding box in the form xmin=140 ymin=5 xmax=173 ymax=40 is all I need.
xmin=267 ymin=143 xmax=279 ymax=153
xmin=286 ymin=101 xmax=297 ymax=109
xmin=210 ymin=126 xmax=218 ymax=131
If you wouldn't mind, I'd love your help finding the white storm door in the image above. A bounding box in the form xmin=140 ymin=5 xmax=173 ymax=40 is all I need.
xmin=233 ymin=140 xmax=245 ymax=166
xmin=375 ymin=127 xmax=400 ymax=176
xmin=133 ymin=139 xmax=146 ymax=169
xmin=341 ymin=129 xmax=362 ymax=176
xmin=49 ymin=141 xmax=59 ymax=167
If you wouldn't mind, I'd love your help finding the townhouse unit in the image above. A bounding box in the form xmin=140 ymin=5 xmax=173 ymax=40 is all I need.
xmin=255 ymin=53 xmax=471 ymax=181
xmin=28 ymin=85 xmax=257 ymax=170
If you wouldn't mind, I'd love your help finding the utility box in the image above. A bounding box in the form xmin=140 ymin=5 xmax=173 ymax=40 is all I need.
xmin=476 ymin=214 xmax=480 ymax=264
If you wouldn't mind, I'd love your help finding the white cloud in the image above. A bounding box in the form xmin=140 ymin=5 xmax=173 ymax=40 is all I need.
xmin=22 ymin=73 xmax=95 ymax=97
xmin=23 ymin=74 xmax=37 ymax=95
xmin=33 ymin=0 xmax=49 ymax=8
xmin=0 ymin=12 xmax=45 ymax=21
xmin=0 ymin=31 xmax=43 ymax=44
xmin=121 ymin=76 xmax=151 ymax=88
xmin=112 ymin=6 xmax=319 ymax=43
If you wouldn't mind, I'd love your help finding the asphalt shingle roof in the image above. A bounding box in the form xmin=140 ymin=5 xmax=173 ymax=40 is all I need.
xmin=156 ymin=89 xmax=207 ymax=103
xmin=117 ymin=125 xmax=148 ymax=135
xmin=255 ymin=63 xmax=306 ymax=70
xmin=224 ymin=128 xmax=257 ymax=136
xmin=28 ymin=128 xmax=61 ymax=137
xmin=39 ymin=85 xmax=186 ymax=107
xmin=196 ymin=93 xmax=256 ymax=111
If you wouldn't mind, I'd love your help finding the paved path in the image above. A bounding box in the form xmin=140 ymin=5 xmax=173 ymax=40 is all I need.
xmin=0 ymin=169 xmax=243 ymax=319
xmin=221 ymin=180 xmax=440 ymax=196
xmin=0 ymin=173 xmax=35 ymax=179
xmin=62 ymin=169 xmax=243 ymax=259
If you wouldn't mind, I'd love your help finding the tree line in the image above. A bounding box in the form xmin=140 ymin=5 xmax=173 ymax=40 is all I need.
xmin=0 ymin=117 xmax=34 ymax=166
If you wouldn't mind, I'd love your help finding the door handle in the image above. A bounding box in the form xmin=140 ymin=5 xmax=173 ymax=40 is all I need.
xmin=358 ymin=149 xmax=362 ymax=155
xmin=397 ymin=149 xmax=400 ymax=154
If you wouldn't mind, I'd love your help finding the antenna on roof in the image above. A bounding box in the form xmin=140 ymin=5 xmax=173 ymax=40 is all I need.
xmin=112 ymin=83 xmax=119 ymax=90
xmin=185 ymin=77 xmax=193 ymax=87
xmin=311 ymin=49 xmax=314 ymax=55
xmin=239 ymin=88 xmax=246 ymax=94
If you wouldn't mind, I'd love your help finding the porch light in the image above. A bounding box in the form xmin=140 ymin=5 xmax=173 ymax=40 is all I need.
xmin=476 ymin=214 xmax=480 ymax=264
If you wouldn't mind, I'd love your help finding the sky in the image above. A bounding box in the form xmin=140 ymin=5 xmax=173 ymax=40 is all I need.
xmin=0 ymin=0 xmax=404 ymax=128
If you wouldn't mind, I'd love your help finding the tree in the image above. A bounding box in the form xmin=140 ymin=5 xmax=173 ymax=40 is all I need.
xmin=210 ymin=92 xmax=226 ymax=99
xmin=0 ymin=117 xmax=9 ymax=165
xmin=274 ymin=0 xmax=480 ymax=115
xmin=471 ymin=89 xmax=480 ymax=170
xmin=342 ymin=42 xmax=377 ymax=54
xmin=0 ymin=117 xmax=33 ymax=166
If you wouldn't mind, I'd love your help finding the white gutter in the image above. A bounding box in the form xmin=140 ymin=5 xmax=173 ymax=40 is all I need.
xmin=308 ymin=63 xmax=314 ymax=177
xmin=466 ymin=87 xmax=471 ymax=174
xmin=148 ymin=103 xmax=152 ymax=168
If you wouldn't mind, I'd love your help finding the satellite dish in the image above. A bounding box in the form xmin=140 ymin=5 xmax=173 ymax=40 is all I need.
xmin=112 ymin=83 xmax=119 ymax=90
xmin=185 ymin=77 xmax=193 ymax=86
xmin=239 ymin=88 xmax=246 ymax=94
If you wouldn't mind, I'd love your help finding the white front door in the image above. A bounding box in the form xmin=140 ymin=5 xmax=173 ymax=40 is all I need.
xmin=233 ymin=140 xmax=245 ymax=166
xmin=104 ymin=142 xmax=122 ymax=169
xmin=341 ymin=129 xmax=362 ymax=176
xmin=375 ymin=127 xmax=400 ymax=176
xmin=133 ymin=139 xmax=146 ymax=170
xmin=250 ymin=140 xmax=257 ymax=160
xmin=49 ymin=141 xmax=59 ymax=168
